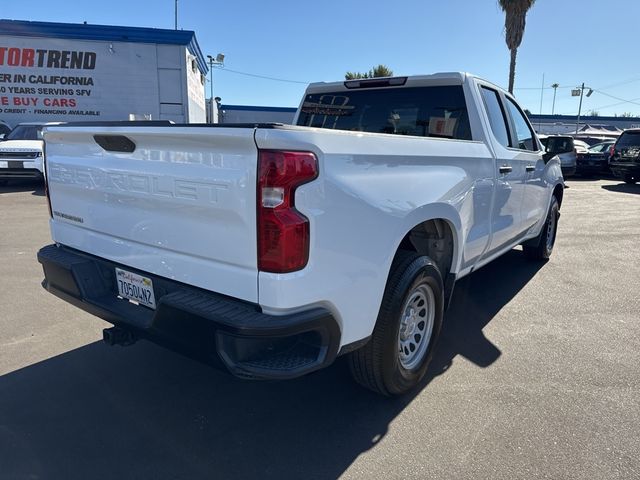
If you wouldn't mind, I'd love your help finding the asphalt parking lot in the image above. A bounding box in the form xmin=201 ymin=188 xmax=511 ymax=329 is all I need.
xmin=0 ymin=178 xmax=639 ymax=480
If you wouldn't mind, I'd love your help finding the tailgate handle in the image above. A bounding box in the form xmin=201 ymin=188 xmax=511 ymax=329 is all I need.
xmin=94 ymin=135 xmax=136 ymax=153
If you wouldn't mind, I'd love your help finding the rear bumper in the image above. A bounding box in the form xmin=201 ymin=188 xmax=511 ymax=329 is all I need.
xmin=610 ymin=163 xmax=640 ymax=178
xmin=37 ymin=244 xmax=341 ymax=379
xmin=0 ymin=167 xmax=43 ymax=179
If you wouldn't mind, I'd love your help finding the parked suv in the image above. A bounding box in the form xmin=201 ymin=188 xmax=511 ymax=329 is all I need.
xmin=0 ymin=122 xmax=62 ymax=184
xmin=609 ymin=129 xmax=640 ymax=184
xmin=540 ymin=135 xmax=577 ymax=176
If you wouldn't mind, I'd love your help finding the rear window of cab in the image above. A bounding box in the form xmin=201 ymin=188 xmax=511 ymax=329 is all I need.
xmin=296 ymin=85 xmax=472 ymax=141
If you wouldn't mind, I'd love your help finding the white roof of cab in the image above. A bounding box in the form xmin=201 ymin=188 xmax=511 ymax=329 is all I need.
xmin=304 ymin=72 xmax=506 ymax=95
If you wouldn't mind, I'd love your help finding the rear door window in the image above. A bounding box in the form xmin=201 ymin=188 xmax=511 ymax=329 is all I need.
xmin=480 ymin=87 xmax=510 ymax=148
xmin=296 ymin=85 xmax=472 ymax=140
xmin=505 ymin=97 xmax=537 ymax=151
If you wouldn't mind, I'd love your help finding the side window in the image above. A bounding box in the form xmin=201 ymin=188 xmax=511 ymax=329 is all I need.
xmin=480 ymin=87 xmax=510 ymax=148
xmin=505 ymin=97 xmax=537 ymax=151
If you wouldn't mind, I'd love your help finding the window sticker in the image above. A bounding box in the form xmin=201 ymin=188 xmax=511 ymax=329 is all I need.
xmin=428 ymin=117 xmax=458 ymax=137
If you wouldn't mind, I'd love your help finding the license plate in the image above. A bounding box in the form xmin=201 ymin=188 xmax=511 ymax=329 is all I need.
xmin=8 ymin=161 xmax=23 ymax=168
xmin=115 ymin=268 xmax=156 ymax=309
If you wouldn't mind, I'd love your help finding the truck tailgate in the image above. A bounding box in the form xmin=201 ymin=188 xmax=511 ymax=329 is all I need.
xmin=44 ymin=126 xmax=259 ymax=302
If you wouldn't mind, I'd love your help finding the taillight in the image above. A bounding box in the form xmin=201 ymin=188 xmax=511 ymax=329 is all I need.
xmin=257 ymin=150 xmax=318 ymax=273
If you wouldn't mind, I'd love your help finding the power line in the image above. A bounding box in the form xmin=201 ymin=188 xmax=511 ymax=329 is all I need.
xmin=591 ymin=90 xmax=640 ymax=107
xmin=219 ymin=68 xmax=309 ymax=85
xmin=594 ymin=76 xmax=640 ymax=91
xmin=216 ymin=68 xmax=640 ymax=112
xmin=588 ymin=97 xmax=640 ymax=112
xmin=514 ymin=85 xmax=572 ymax=90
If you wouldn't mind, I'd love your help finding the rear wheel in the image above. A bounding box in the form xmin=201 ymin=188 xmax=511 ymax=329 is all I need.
xmin=349 ymin=251 xmax=444 ymax=396
xmin=523 ymin=196 xmax=559 ymax=261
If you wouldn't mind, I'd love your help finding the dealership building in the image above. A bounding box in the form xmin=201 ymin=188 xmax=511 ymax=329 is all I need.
xmin=0 ymin=19 xmax=208 ymax=126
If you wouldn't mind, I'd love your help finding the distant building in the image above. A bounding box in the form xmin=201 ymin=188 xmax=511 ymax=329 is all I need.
xmin=0 ymin=19 xmax=208 ymax=126
xmin=528 ymin=114 xmax=640 ymax=135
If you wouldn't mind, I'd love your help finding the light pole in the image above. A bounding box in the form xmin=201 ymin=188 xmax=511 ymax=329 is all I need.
xmin=551 ymin=83 xmax=559 ymax=115
xmin=174 ymin=0 xmax=178 ymax=30
xmin=206 ymin=54 xmax=225 ymax=123
xmin=573 ymin=83 xmax=593 ymax=134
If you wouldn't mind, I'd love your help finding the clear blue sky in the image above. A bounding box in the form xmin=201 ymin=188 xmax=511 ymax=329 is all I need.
xmin=4 ymin=0 xmax=640 ymax=116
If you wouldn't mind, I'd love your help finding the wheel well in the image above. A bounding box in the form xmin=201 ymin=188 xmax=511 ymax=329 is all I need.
xmin=553 ymin=184 xmax=564 ymax=208
xmin=396 ymin=219 xmax=455 ymax=283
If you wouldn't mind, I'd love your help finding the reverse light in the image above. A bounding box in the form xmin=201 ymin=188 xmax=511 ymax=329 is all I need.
xmin=261 ymin=187 xmax=285 ymax=208
xmin=257 ymin=150 xmax=318 ymax=273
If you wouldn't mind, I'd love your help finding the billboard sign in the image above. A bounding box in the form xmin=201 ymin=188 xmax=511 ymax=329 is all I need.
xmin=0 ymin=36 xmax=167 ymax=124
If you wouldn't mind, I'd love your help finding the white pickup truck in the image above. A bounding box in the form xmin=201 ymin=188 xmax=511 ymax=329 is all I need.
xmin=38 ymin=73 xmax=564 ymax=395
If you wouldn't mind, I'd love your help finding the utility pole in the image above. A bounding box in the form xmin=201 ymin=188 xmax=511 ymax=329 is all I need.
xmin=551 ymin=83 xmax=559 ymax=115
xmin=206 ymin=54 xmax=225 ymax=123
xmin=575 ymin=82 xmax=585 ymax=134
xmin=208 ymin=57 xmax=214 ymax=123
xmin=574 ymin=83 xmax=593 ymax=134
xmin=538 ymin=73 xmax=545 ymax=130
xmin=174 ymin=0 xmax=178 ymax=30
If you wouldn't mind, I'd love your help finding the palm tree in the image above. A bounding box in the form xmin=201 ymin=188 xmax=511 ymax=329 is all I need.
xmin=345 ymin=64 xmax=394 ymax=80
xmin=498 ymin=0 xmax=536 ymax=93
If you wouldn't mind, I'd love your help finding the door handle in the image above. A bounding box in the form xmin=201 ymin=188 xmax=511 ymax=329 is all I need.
xmin=499 ymin=165 xmax=513 ymax=174
xmin=526 ymin=165 xmax=536 ymax=172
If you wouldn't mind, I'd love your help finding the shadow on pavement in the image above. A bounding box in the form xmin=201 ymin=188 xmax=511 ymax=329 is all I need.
xmin=0 ymin=179 xmax=45 ymax=196
xmin=0 ymin=250 xmax=543 ymax=479
xmin=601 ymin=183 xmax=640 ymax=195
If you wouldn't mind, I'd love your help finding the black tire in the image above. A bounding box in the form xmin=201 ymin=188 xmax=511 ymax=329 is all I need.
xmin=349 ymin=251 xmax=444 ymax=396
xmin=624 ymin=174 xmax=637 ymax=185
xmin=523 ymin=196 xmax=559 ymax=261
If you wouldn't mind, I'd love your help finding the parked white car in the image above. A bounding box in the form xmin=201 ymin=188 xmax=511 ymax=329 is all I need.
xmin=0 ymin=122 xmax=62 ymax=184
xmin=38 ymin=73 xmax=564 ymax=395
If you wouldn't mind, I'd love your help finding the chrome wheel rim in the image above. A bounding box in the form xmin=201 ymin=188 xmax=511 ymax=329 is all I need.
xmin=398 ymin=283 xmax=435 ymax=370
xmin=546 ymin=209 xmax=557 ymax=251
